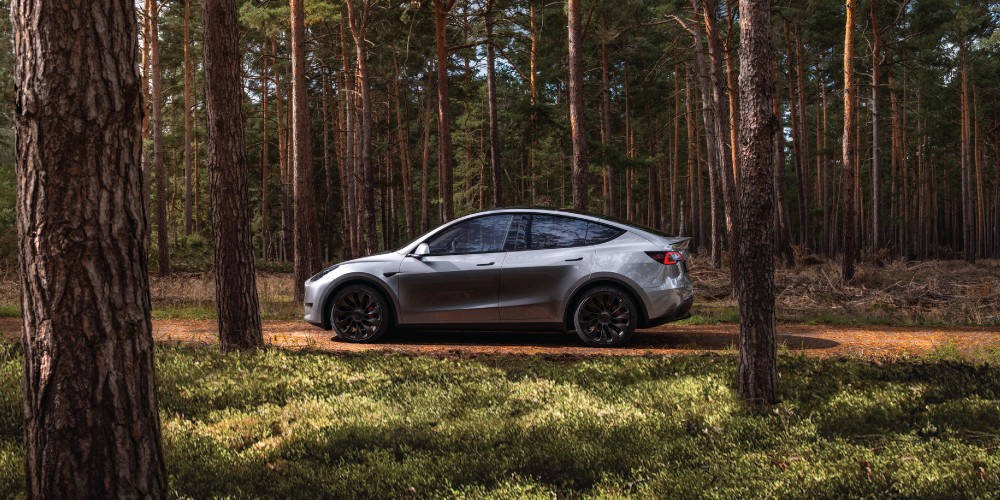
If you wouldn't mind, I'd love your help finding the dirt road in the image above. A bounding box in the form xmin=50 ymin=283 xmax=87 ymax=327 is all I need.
xmin=0 ymin=317 xmax=996 ymax=358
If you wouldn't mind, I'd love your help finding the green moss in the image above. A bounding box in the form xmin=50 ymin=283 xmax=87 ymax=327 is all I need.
xmin=0 ymin=345 xmax=997 ymax=498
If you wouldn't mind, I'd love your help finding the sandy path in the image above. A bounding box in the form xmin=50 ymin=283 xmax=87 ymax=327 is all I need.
xmin=4 ymin=317 xmax=992 ymax=359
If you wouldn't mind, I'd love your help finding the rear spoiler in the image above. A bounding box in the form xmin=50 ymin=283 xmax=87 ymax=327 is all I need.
xmin=664 ymin=237 xmax=691 ymax=251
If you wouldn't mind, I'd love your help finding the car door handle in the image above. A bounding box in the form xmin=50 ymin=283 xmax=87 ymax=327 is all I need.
xmin=476 ymin=261 xmax=495 ymax=266
xmin=565 ymin=257 xmax=584 ymax=262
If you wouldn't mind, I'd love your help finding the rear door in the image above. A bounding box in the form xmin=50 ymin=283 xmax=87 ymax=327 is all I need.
xmin=397 ymin=214 xmax=514 ymax=324
xmin=498 ymin=214 xmax=594 ymax=322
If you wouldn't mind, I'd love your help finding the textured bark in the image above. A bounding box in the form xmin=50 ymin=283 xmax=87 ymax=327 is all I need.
xmin=421 ymin=69 xmax=433 ymax=233
xmin=528 ymin=0 xmax=540 ymax=203
xmin=691 ymin=12 xmax=723 ymax=268
xmin=338 ymin=22 xmax=358 ymax=258
xmin=567 ymin=0 xmax=589 ymax=211
xmin=346 ymin=0 xmax=378 ymax=254
xmin=771 ymin=61 xmax=795 ymax=267
xmin=959 ymin=40 xmax=974 ymax=263
xmin=734 ymin=0 xmax=777 ymax=406
xmin=783 ymin=21 xmax=808 ymax=253
xmin=291 ymin=0 xmax=323 ymax=298
xmin=201 ymin=0 xmax=264 ymax=351
xmin=702 ymin=0 xmax=736 ymax=240
xmin=151 ymin=0 xmax=169 ymax=275
xmin=485 ymin=0 xmax=503 ymax=207
xmin=870 ymin=0 xmax=883 ymax=250
xmin=261 ymin=44 xmax=271 ymax=259
xmin=392 ymin=54 xmax=414 ymax=240
xmin=842 ymin=0 xmax=858 ymax=281
xmin=434 ymin=0 xmax=456 ymax=222
xmin=183 ymin=0 xmax=194 ymax=236
xmin=12 ymin=0 xmax=168 ymax=495
xmin=685 ymin=67 xmax=700 ymax=248
xmin=672 ymin=64 xmax=682 ymax=233
xmin=601 ymin=19 xmax=616 ymax=216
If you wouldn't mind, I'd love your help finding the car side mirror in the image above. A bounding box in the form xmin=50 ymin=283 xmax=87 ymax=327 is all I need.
xmin=409 ymin=243 xmax=430 ymax=259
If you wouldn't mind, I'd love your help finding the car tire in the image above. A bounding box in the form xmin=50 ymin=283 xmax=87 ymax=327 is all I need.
xmin=328 ymin=284 xmax=391 ymax=343
xmin=572 ymin=286 xmax=637 ymax=347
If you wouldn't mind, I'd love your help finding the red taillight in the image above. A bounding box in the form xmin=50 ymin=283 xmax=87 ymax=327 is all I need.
xmin=645 ymin=251 xmax=685 ymax=265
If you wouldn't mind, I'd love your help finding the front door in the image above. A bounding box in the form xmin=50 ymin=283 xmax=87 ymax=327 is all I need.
xmin=397 ymin=214 xmax=514 ymax=325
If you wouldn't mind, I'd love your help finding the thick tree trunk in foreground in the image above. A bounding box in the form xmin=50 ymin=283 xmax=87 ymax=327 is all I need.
xmin=12 ymin=0 xmax=168 ymax=495
xmin=735 ymin=0 xmax=778 ymax=406
xmin=434 ymin=0 xmax=456 ymax=222
xmin=202 ymin=0 xmax=264 ymax=351
xmin=842 ymin=0 xmax=858 ymax=281
xmin=567 ymin=0 xmax=589 ymax=211
xmin=291 ymin=0 xmax=323 ymax=298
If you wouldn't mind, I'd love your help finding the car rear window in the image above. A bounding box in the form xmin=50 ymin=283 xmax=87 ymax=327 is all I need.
xmin=585 ymin=222 xmax=624 ymax=245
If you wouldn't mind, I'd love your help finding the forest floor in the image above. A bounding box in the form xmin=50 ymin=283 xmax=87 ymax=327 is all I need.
xmin=1 ymin=318 xmax=997 ymax=361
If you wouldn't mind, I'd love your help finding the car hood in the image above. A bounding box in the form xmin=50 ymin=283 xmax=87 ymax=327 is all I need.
xmin=336 ymin=250 xmax=402 ymax=267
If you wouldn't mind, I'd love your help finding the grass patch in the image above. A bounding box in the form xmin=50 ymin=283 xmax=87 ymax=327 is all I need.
xmin=0 ymin=344 xmax=997 ymax=497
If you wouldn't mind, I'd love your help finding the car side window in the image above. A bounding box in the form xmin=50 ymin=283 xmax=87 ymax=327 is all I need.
xmin=586 ymin=222 xmax=625 ymax=245
xmin=525 ymin=215 xmax=590 ymax=250
xmin=426 ymin=214 xmax=514 ymax=255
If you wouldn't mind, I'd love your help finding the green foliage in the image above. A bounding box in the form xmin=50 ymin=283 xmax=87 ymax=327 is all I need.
xmin=0 ymin=345 xmax=997 ymax=497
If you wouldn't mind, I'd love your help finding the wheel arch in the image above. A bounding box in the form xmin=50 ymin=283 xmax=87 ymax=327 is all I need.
xmin=562 ymin=277 xmax=650 ymax=330
xmin=320 ymin=277 xmax=399 ymax=330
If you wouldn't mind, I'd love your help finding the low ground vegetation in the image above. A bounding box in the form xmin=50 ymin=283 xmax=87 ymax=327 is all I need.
xmin=0 ymin=343 xmax=996 ymax=497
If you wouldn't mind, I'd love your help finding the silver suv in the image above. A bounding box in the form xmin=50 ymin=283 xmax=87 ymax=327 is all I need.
xmin=303 ymin=208 xmax=693 ymax=346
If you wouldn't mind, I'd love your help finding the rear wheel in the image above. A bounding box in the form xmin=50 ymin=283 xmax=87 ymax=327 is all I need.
xmin=329 ymin=284 xmax=390 ymax=343
xmin=572 ymin=286 xmax=637 ymax=347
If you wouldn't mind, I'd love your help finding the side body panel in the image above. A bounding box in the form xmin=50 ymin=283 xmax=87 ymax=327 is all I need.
xmin=396 ymin=252 xmax=507 ymax=324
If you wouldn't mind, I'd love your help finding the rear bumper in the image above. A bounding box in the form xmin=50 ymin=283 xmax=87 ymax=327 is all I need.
xmin=642 ymin=289 xmax=694 ymax=328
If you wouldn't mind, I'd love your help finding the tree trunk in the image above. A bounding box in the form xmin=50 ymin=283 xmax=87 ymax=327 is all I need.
xmin=783 ymin=21 xmax=808 ymax=253
xmin=959 ymin=39 xmax=974 ymax=263
xmin=12 ymin=0 xmax=168 ymax=494
xmin=702 ymin=0 xmax=736 ymax=241
xmin=529 ymin=0 xmax=540 ymax=204
xmin=421 ymin=68 xmax=433 ymax=233
xmin=672 ymin=64 xmax=682 ymax=233
xmin=346 ymin=0 xmax=378 ymax=253
xmin=485 ymin=0 xmax=503 ymax=207
xmin=567 ymin=0 xmax=589 ymax=211
xmin=771 ymin=60 xmax=795 ymax=267
xmin=686 ymin=67 xmax=700 ymax=249
xmin=434 ymin=0 xmax=456 ymax=221
xmin=734 ymin=0 xmax=778 ymax=406
xmin=183 ymin=0 xmax=194 ymax=236
xmin=691 ymin=11 xmax=723 ymax=268
xmin=601 ymin=18 xmax=616 ymax=216
xmin=274 ymin=38 xmax=293 ymax=262
xmin=338 ymin=21 xmax=358 ymax=258
xmin=142 ymin=0 xmax=153 ymax=253
xmin=870 ymin=0 xmax=883 ymax=251
xmin=261 ymin=44 xmax=271 ymax=259
xmin=291 ymin=0 xmax=323 ymax=299
xmin=202 ymin=0 xmax=264 ymax=351
xmin=392 ymin=54 xmax=415 ymax=240
xmin=151 ymin=0 xmax=169 ymax=275
xmin=842 ymin=0 xmax=858 ymax=281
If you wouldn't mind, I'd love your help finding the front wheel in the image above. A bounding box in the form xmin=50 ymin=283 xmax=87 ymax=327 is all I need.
xmin=329 ymin=284 xmax=390 ymax=343
xmin=572 ymin=286 xmax=637 ymax=347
